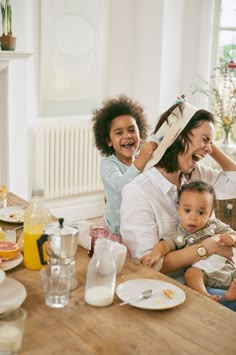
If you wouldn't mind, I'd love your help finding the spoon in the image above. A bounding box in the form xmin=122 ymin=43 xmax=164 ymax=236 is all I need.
xmin=119 ymin=289 xmax=155 ymax=306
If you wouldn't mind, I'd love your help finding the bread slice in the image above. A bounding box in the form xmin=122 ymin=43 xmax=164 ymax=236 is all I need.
xmin=163 ymin=289 xmax=174 ymax=299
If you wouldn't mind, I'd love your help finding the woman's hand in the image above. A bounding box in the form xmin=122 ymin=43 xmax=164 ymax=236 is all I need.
xmin=210 ymin=144 xmax=236 ymax=171
xmin=203 ymin=237 xmax=234 ymax=261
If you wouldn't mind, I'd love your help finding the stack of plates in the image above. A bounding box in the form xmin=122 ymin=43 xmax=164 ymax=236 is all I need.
xmin=0 ymin=271 xmax=27 ymax=314
xmin=0 ymin=253 xmax=23 ymax=271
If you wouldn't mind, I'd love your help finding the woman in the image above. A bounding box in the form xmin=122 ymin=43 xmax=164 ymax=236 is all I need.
xmin=120 ymin=97 xmax=236 ymax=310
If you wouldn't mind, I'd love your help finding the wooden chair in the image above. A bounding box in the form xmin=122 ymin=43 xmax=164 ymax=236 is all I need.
xmin=215 ymin=198 xmax=236 ymax=229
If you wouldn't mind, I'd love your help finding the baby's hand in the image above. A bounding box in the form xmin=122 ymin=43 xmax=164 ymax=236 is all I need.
xmin=140 ymin=252 xmax=161 ymax=268
xmin=219 ymin=233 xmax=236 ymax=246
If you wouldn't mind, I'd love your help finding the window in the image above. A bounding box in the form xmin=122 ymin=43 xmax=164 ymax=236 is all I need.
xmin=218 ymin=0 xmax=236 ymax=68
xmin=215 ymin=0 xmax=236 ymax=143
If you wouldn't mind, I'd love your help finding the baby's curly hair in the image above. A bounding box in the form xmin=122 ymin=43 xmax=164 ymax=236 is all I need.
xmin=91 ymin=94 xmax=149 ymax=156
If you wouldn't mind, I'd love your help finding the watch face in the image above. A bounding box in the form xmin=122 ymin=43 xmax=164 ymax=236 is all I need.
xmin=198 ymin=246 xmax=207 ymax=257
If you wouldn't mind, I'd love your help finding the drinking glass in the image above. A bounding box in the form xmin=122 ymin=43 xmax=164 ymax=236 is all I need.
xmin=39 ymin=264 xmax=72 ymax=308
xmin=0 ymin=307 xmax=27 ymax=355
xmin=0 ymin=185 xmax=7 ymax=209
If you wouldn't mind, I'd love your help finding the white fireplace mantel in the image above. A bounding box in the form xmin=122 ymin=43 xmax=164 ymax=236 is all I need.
xmin=0 ymin=50 xmax=33 ymax=199
xmin=0 ymin=51 xmax=32 ymax=71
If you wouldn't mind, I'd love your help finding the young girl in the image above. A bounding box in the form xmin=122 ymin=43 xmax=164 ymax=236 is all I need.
xmin=92 ymin=94 xmax=157 ymax=238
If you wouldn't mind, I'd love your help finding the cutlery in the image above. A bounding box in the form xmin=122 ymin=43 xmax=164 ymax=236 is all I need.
xmin=119 ymin=289 xmax=155 ymax=306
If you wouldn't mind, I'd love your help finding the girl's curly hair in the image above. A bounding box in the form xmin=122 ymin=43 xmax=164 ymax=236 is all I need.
xmin=91 ymin=94 xmax=149 ymax=156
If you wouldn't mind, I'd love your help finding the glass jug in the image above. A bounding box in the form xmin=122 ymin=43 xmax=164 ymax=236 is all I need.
xmin=85 ymin=238 xmax=116 ymax=307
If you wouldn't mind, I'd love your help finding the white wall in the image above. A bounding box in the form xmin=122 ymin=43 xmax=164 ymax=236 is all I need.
xmin=11 ymin=0 xmax=217 ymax=119
xmin=108 ymin=0 xmax=164 ymax=124
xmin=107 ymin=0 xmax=216 ymax=122
xmin=5 ymin=0 xmax=216 ymax=217
xmin=159 ymin=0 xmax=185 ymax=112
xmin=181 ymin=0 xmax=215 ymax=107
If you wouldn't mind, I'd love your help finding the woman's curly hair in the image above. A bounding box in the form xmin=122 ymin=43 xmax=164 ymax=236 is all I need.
xmin=91 ymin=94 xmax=149 ymax=156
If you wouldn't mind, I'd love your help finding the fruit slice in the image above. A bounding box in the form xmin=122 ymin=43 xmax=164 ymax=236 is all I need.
xmin=0 ymin=241 xmax=19 ymax=260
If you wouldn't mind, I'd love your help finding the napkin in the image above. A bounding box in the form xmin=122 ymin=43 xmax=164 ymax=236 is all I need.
xmin=193 ymin=254 xmax=227 ymax=273
xmin=76 ymin=220 xmax=92 ymax=249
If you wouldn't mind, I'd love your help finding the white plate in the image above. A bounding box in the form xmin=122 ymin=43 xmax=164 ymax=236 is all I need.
xmin=0 ymin=269 xmax=5 ymax=285
xmin=116 ymin=279 xmax=186 ymax=310
xmin=0 ymin=253 xmax=23 ymax=271
xmin=0 ymin=206 xmax=24 ymax=224
xmin=0 ymin=277 xmax=27 ymax=314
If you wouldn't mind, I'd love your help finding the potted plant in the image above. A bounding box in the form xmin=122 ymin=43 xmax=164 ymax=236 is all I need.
xmin=192 ymin=61 xmax=236 ymax=148
xmin=0 ymin=0 xmax=16 ymax=51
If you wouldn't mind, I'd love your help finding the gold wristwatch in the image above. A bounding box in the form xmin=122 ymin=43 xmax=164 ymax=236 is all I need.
xmin=196 ymin=242 xmax=208 ymax=260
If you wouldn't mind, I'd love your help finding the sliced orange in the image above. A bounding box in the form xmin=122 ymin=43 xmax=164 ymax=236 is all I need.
xmin=0 ymin=241 xmax=19 ymax=260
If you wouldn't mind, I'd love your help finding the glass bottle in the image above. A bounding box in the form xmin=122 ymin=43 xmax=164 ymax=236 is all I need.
xmin=23 ymin=188 xmax=51 ymax=270
xmin=85 ymin=238 xmax=116 ymax=307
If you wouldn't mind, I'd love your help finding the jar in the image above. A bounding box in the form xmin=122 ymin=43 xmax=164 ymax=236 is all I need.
xmin=85 ymin=238 xmax=116 ymax=307
xmin=88 ymin=225 xmax=109 ymax=257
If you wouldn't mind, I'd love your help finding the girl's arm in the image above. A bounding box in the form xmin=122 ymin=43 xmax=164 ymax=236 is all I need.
xmin=210 ymin=144 xmax=236 ymax=171
xmin=101 ymin=158 xmax=141 ymax=193
xmin=101 ymin=142 xmax=157 ymax=192
xmin=134 ymin=142 xmax=157 ymax=171
xmin=160 ymin=237 xmax=234 ymax=274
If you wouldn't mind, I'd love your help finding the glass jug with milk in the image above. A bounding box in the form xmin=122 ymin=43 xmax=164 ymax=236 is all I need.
xmin=85 ymin=238 xmax=116 ymax=307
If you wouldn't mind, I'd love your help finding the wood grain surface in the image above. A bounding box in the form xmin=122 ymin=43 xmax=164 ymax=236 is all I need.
xmin=6 ymin=247 xmax=236 ymax=355
xmin=2 ymin=193 xmax=236 ymax=355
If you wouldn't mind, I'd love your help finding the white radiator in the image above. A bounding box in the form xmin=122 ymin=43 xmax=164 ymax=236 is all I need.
xmin=32 ymin=120 xmax=103 ymax=200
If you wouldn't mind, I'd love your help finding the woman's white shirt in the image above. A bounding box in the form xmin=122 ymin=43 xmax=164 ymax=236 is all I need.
xmin=120 ymin=164 xmax=236 ymax=259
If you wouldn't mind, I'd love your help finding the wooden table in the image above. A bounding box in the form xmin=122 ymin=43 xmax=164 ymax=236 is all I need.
xmin=2 ymin=194 xmax=236 ymax=355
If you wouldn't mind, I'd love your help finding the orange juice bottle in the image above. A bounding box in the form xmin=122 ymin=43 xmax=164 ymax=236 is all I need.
xmin=23 ymin=188 xmax=51 ymax=270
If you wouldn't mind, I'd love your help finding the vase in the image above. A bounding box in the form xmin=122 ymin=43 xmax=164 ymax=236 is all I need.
xmin=0 ymin=34 xmax=16 ymax=51
xmin=221 ymin=130 xmax=230 ymax=152
xmin=219 ymin=129 xmax=236 ymax=161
